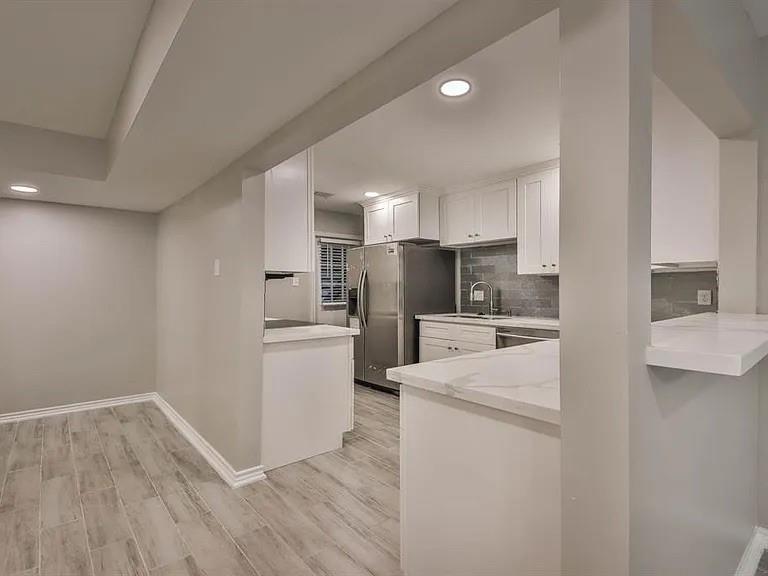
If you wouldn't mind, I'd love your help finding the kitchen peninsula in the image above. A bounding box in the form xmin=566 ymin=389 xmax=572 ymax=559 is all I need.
xmin=389 ymin=312 xmax=768 ymax=576
xmin=262 ymin=319 xmax=358 ymax=470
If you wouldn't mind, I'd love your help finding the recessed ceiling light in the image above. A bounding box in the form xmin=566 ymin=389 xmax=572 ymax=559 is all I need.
xmin=439 ymin=79 xmax=471 ymax=97
xmin=364 ymin=191 xmax=380 ymax=198
xmin=9 ymin=184 xmax=39 ymax=195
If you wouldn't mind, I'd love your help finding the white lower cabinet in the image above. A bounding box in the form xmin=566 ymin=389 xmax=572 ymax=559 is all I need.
xmin=418 ymin=321 xmax=495 ymax=362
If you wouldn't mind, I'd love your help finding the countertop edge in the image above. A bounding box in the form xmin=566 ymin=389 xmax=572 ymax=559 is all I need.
xmin=263 ymin=326 xmax=359 ymax=344
xmin=645 ymin=313 xmax=768 ymax=377
xmin=416 ymin=314 xmax=560 ymax=330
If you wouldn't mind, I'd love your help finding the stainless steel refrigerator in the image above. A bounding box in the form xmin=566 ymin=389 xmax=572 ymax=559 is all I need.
xmin=347 ymin=243 xmax=455 ymax=392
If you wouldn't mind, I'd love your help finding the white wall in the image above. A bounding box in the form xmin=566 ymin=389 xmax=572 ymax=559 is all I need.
xmin=652 ymin=77 xmax=719 ymax=264
xmin=156 ymin=167 xmax=265 ymax=470
xmin=0 ymin=199 xmax=157 ymax=413
xmin=315 ymin=208 xmax=363 ymax=237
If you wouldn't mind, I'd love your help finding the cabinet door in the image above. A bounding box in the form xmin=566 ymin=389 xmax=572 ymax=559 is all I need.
xmin=441 ymin=192 xmax=476 ymax=246
xmin=542 ymin=168 xmax=559 ymax=273
xmin=419 ymin=337 xmax=457 ymax=362
xmin=390 ymin=193 xmax=420 ymax=241
xmin=517 ymin=169 xmax=558 ymax=275
xmin=365 ymin=201 xmax=391 ymax=245
xmin=265 ymin=149 xmax=312 ymax=273
xmin=476 ymin=183 xmax=515 ymax=242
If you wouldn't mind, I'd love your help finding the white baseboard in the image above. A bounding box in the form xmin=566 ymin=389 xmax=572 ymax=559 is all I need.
xmin=0 ymin=392 xmax=157 ymax=424
xmin=153 ymin=393 xmax=266 ymax=488
xmin=735 ymin=526 xmax=768 ymax=576
xmin=0 ymin=391 xmax=265 ymax=489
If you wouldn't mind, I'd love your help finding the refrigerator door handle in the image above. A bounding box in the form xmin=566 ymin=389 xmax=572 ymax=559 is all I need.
xmin=359 ymin=267 xmax=368 ymax=329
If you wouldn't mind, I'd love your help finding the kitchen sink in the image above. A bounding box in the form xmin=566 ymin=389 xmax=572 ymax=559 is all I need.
xmin=443 ymin=313 xmax=511 ymax=320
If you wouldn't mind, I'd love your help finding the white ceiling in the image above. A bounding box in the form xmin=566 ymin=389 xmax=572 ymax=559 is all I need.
xmin=742 ymin=0 xmax=768 ymax=37
xmin=0 ymin=0 xmax=153 ymax=138
xmin=313 ymin=10 xmax=559 ymax=214
xmin=0 ymin=0 xmax=457 ymax=212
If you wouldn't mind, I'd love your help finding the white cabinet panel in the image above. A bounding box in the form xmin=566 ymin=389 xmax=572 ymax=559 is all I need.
xmin=517 ymin=168 xmax=558 ymax=275
xmin=390 ymin=193 xmax=419 ymax=241
xmin=440 ymin=180 xmax=516 ymax=247
xmin=364 ymin=201 xmax=391 ymax=245
xmin=442 ymin=191 xmax=476 ymax=245
xmin=477 ymin=183 xmax=515 ymax=242
xmin=418 ymin=321 xmax=496 ymax=362
xmin=265 ymin=149 xmax=313 ymax=273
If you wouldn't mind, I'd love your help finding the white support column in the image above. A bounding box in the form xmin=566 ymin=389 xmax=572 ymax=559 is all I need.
xmin=559 ymin=1 xmax=652 ymax=574
xmin=719 ymin=140 xmax=758 ymax=313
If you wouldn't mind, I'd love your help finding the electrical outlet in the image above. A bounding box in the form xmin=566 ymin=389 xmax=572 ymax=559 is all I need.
xmin=291 ymin=276 xmax=300 ymax=287
xmin=697 ymin=290 xmax=712 ymax=306
xmin=472 ymin=290 xmax=485 ymax=302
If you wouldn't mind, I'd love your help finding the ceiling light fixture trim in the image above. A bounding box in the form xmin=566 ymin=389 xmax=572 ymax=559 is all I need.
xmin=439 ymin=78 xmax=472 ymax=97
xmin=9 ymin=184 xmax=40 ymax=195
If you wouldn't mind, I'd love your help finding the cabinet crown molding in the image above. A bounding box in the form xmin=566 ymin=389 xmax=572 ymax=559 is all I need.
xmin=358 ymin=185 xmax=441 ymax=207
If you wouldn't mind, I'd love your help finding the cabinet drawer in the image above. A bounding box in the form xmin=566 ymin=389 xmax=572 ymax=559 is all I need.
xmin=420 ymin=321 xmax=454 ymax=340
xmin=455 ymin=324 xmax=496 ymax=345
xmin=456 ymin=341 xmax=495 ymax=354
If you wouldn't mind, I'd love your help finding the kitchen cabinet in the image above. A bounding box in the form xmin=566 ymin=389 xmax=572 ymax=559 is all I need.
xmin=418 ymin=321 xmax=495 ymax=362
xmin=517 ymin=168 xmax=559 ymax=275
xmin=265 ymin=149 xmax=314 ymax=273
xmin=362 ymin=189 xmax=439 ymax=245
xmin=439 ymin=180 xmax=516 ymax=247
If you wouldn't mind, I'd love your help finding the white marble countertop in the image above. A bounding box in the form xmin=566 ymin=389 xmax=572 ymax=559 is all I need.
xmin=647 ymin=312 xmax=768 ymax=376
xmin=263 ymin=323 xmax=359 ymax=344
xmin=387 ymin=341 xmax=560 ymax=425
xmin=416 ymin=313 xmax=559 ymax=331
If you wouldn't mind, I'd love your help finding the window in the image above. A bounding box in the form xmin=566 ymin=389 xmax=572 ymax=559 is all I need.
xmin=318 ymin=241 xmax=348 ymax=305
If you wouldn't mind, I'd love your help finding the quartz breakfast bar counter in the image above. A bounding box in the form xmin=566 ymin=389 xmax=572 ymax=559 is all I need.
xmin=646 ymin=312 xmax=768 ymax=376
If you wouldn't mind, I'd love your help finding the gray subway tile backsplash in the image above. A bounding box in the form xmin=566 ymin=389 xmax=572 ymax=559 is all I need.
xmin=458 ymin=243 xmax=718 ymax=321
xmin=459 ymin=243 xmax=559 ymax=318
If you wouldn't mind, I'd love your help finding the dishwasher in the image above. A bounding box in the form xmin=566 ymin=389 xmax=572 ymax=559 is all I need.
xmin=496 ymin=326 xmax=560 ymax=348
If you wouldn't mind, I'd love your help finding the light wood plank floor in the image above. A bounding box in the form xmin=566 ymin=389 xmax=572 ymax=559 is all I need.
xmin=0 ymin=384 xmax=400 ymax=576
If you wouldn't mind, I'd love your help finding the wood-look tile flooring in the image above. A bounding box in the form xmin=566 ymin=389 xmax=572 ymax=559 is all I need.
xmin=0 ymin=385 xmax=400 ymax=575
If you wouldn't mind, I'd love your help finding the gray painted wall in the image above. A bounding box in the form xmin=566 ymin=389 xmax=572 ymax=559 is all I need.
xmin=156 ymin=168 xmax=265 ymax=470
xmin=0 ymin=199 xmax=157 ymax=412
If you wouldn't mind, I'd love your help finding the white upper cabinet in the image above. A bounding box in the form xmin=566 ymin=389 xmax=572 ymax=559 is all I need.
xmin=517 ymin=168 xmax=559 ymax=275
xmin=362 ymin=190 xmax=439 ymax=245
xmin=442 ymin=191 xmax=476 ymax=245
xmin=265 ymin=149 xmax=314 ymax=273
xmin=364 ymin=200 xmax=391 ymax=245
xmin=440 ymin=180 xmax=516 ymax=247
xmin=390 ymin=193 xmax=420 ymax=241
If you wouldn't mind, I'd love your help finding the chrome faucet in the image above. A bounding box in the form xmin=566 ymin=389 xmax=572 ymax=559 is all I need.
xmin=469 ymin=281 xmax=494 ymax=316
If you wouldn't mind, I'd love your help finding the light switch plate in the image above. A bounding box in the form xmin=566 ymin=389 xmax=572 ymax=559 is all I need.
xmin=697 ymin=290 xmax=712 ymax=306
xmin=292 ymin=277 xmax=300 ymax=287
xmin=213 ymin=258 xmax=221 ymax=277
xmin=472 ymin=290 xmax=485 ymax=302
